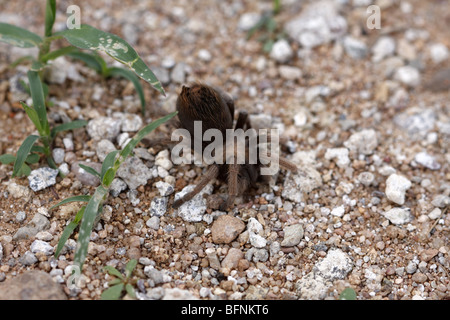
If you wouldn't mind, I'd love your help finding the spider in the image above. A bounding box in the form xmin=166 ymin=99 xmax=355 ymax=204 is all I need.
xmin=171 ymin=83 xmax=298 ymax=211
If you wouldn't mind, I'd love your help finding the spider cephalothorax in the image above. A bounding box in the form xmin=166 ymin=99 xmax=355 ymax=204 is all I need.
xmin=172 ymin=83 xmax=298 ymax=211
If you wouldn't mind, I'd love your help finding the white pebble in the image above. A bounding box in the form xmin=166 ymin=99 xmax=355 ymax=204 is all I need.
xmin=385 ymin=174 xmax=412 ymax=205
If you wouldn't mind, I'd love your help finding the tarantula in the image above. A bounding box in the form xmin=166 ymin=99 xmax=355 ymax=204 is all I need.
xmin=171 ymin=83 xmax=298 ymax=211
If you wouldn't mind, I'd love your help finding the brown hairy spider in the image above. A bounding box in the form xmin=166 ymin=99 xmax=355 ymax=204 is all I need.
xmin=172 ymin=83 xmax=298 ymax=211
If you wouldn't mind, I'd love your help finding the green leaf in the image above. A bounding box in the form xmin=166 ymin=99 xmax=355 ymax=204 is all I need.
xmin=74 ymin=185 xmax=108 ymax=269
xmin=102 ymin=168 xmax=116 ymax=187
xmin=30 ymin=60 xmax=46 ymax=72
xmin=339 ymin=287 xmax=357 ymax=300
xmin=125 ymin=283 xmax=136 ymax=299
xmin=40 ymin=46 xmax=80 ymax=63
xmin=120 ymin=112 xmax=177 ymax=162
xmin=0 ymin=154 xmax=16 ymax=165
xmin=27 ymin=71 xmax=49 ymax=135
xmin=125 ymin=259 xmax=137 ymax=278
xmin=9 ymin=55 xmax=35 ymax=68
xmin=0 ymin=23 xmax=43 ymax=48
xmin=108 ymin=278 xmax=123 ymax=286
xmin=54 ymin=206 xmax=85 ymax=258
xmin=263 ymin=39 xmax=275 ymax=53
xmin=12 ymin=135 xmax=40 ymax=178
xmin=101 ymin=283 xmax=124 ymax=300
xmin=50 ymin=195 xmax=91 ymax=210
xmin=100 ymin=150 xmax=119 ymax=180
xmin=50 ymin=119 xmax=88 ymax=139
xmin=31 ymin=145 xmax=46 ymax=154
xmin=17 ymin=163 xmax=31 ymax=177
xmin=108 ymin=67 xmax=146 ymax=115
xmin=103 ymin=266 xmax=124 ymax=280
xmin=25 ymin=153 xmax=40 ymax=164
xmin=45 ymin=0 xmax=56 ymax=37
xmin=59 ymin=24 xmax=165 ymax=96
xmin=78 ymin=164 xmax=101 ymax=178
xmin=21 ymin=102 xmax=43 ymax=135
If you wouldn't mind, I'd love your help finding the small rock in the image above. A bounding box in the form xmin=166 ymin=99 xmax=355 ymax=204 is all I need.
xmin=197 ymin=49 xmax=212 ymax=62
xmin=86 ymin=117 xmax=122 ymax=141
xmin=315 ymin=248 xmax=353 ymax=280
xmin=96 ymin=139 xmax=117 ymax=162
xmin=428 ymin=208 xmax=441 ymax=220
xmin=419 ymin=248 xmax=438 ymax=262
xmin=381 ymin=207 xmax=412 ymax=225
xmin=71 ymin=161 xmax=102 ymax=187
xmin=170 ymin=63 xmax=186 ymax=84
xmin=247 ymin=218 xmax=266 ymax=248
xmin=331 ymin=205 xmax=345 ymax=217
xmin=28 ymin=167 xmax=59 ymax=192
xmin=221 ymin=248 xmax=244 ymax=269
xmin=155 ymin=150 xmax=173 ymax=170
xmin=15 ymin=211 xmax=26 ymax=223
xmin=162 ymin=288 xmax=198 ymax=300
xmin=278 ymin=65 xmax=302 ymax=80
xmin=431 ymin=194 xmax=450 ymax=208
xmin=117 ymin=157 xmax=153 ymax=190
xmin=372 ymin=36 xmax=396 ymax=62
xmin=393 ymin=108 xmax=436 ymax=138
xmin=325 ymin=148 xmax=350 ymax=168
xmin=13 ymin=213 xmax=50 ymax=241
xmin=144 ymin=266 xmax=171 ymax=286
xmin=116 ymin=113 xmax=142 ymax=132
xmin=406 ymin=261 xmax=417 ymax=274
xmin=0 ymin=270 xmax=67 ymax=300
xmin=63 ymin=137 xmax=74 ymax=151
xmin=343 ymin=36 xmax=368 ymax=59
xmin=52 ymin=148 xmax=65 ymax=164
xmin=411 ymin=272 xmax=428 ymax=283
xmin=343 ymin=129 xmax=378 ymax=155
xmin=358 ymin=172 xmax=375 ymax=187
xmin=246 ymin=247 xmax=269 ymax=263
xmin=429 ymin=43 xmax=449 ymax=64
xmin=205 ymin=248 xmax=221 ymax=270
xmin=394 ymin=66 xmax=420 ymax=87
xmin=238 ymin=12 xmax=261 ymax=31
xmin=109 ymin=178 xmax=128 ymax=197
xmin=414 ymin=152 xmax=441 ymax=170
xmin=146 ymin=216 xmax=160 ymax=230
xmin=149 ymin=197 xmax=168 ymax=217
xmin=152 ymin=67 xmax=170 ymax=85
xmin=211 ymin=215 xmax=245 ymax=244
xmin=6 ymin=182 xmax=31 ymax=201
xmin=396 ymin=38 xmax=416 ymax=61
xmin=270 ymin=39 xmax=293 ymax=63
xmin=281 ymin=224 xmax=304 ymax=247
xmin=19 ymin=251 xmax=37 ymax=266
xmin=30 ymin=240 xmax=54 ymax=255
xmin=45 ymin=57 xmax=68 ymax=84
xmin=174 ymin=184 xmax=213 ymax=222
xmin=155 ymin=181 xmax=174 ymax=196
xmin=385 ymin=174 xmax=412 ymax=205
xmin=282 ymin=166 xmax=322 ymax=203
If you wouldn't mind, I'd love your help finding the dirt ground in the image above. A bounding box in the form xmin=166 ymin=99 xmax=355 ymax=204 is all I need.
xmin=0 ymin=0 xmax=448 ymax=300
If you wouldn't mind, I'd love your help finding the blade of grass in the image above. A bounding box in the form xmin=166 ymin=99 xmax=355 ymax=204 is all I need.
xmin=67 ymin=51 xmax=104 ymax=73
xmin=101 ymin=283 xmax=124 ymax=300
xmin=54 ymin=206 xmax=85 ymax=258
xmin=21 ymin=102 xmax=43 ymax=135
xmin=27 ymin=71 xmax=49 ymax=135
xmin=40 ymin=46 xmax=80 ymax=63
xmin=12 ymin=135 xmax=40 ymax=178
xmin=50 ymin=195 xmax=91 ymax=210
xmin=25 ymin=153 xmax=40 ymax=164
xmin=78 ymin=163 xmax=101 ymax=178
xmin=125 ymin=259 xmax=137 ymax=278
xmin=104 ymin=266 xmax=125 ymax=280
xmin=108 ymin=67 xmax=146 ymax=115
xmin=44 ymin=0 xmax=56 ymax=37
xmin=100 ymin=150 xmax=120 ymax=180
xmin=0 ymin=22 xmax=43 ymax=48
xmin=50 ymin=119 xmax=88 ymax=139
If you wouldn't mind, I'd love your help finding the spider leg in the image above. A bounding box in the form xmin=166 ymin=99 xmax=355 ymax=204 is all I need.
xmin=220 ymin=163 xmax=240 ymax=211
xmin=235 ymin=110 xmax=249 ymax=130
xmin=258 ymin=153 xmax=298 ymax=173
xmin=173 ymin=165 xmax=219 ymax=208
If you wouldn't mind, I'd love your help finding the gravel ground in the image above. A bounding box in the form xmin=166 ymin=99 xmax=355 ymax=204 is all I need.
xmin=0 ymin=0 xmax=449 ymax=300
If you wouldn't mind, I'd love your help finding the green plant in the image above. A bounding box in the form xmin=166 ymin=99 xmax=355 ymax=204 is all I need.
xmin=0 ymin=70 xmax=87 ymax=176
xmin=246 ymin=0 xmax=285 ymax=53
xmin=101 ymin=259 xmax=138 ymax=300
xmin=0 ymin=0 xmax=164 ymax=115
xmin=51 ymin=111 xmax=177 ymax=270
xmin=339 ymin=287 xmax=357 ymax=300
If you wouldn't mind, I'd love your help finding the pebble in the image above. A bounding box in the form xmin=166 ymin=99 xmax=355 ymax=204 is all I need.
xmin=30 ymin=240 xmax=54 ymax=255
xmin=86 ymin=117 xmax=122 ymax=141
xmin=343 ymin=129 xmax=378 ymax=155
xmin=170 ymin=63 xmax=186 ymax=84
xmin=406 ymin=261 xmax=417 ymax=274
xmin=211 ymin=215 xmax=245 ymax=244
xmin=109 ymin=178 xmax=128 ymax=197
xmin=117 ymin=156 xmax=153 ymax=190
xmin=146 ymin=216 xmax=160 ymax=230
xmin=343 ymin=36 xmax=368 ymax=59
xmin=149 ymin=197 xmax=168 ymax=217
xmin=358 ymin=172 xmax=375 ymax=187
xmin=281 ymin=224 xmax=304 ymax=247
xmin=393 ymin=108 xmax=436 ymax=138
xmin=13 ymin=213 xmax=50 ymax=240
xmin=19 ymin=251 xmax=37 ymax=266
xmin=428 ymin=208 xmax=441 ymax=220
xmin=71 ymin=161 xmax=102 ymax=187
xmin=331 ymin=205 xmax=345 ymax=217
xmin=28 ymin=167 xmax=59 ymax=192
xmin=278 ymin=65 xmax=302 ymax=80
xmin=174 ymin=184 xmax=213 ymax=222
xmin=285 ymin=0 xmax=347 ymax=48
xmin=381 ymin=207 xmax=412 ymax=225
xmin=372 ymin=36 xmax=396 ymax=62
xmin=429 ymin=43 xmax=449 ymax=64
xmin=394 ymin=66 xmax=421 ymax=87
xmin=155 ymin=150 xmax=173 ymax=171
xmin=385 ymin=174 xmax=412 ymax=205
xmin=197 ymin=49 xmax=212 ymax=62
xmin=45 ymin=57 xmax=68 ymax=84
xmin=52 ymin=148 xmax=65 ymax=164
xmin=419 ymin=249 xmax=438 ymax=262
xmin=282 ymin=166 xmax=322 ymax=203
xmin=270 ymin=39 xmax=293 ymax=63
xmin=96 ymin=139 xmax=117 ymax=162
xmin=247 ymin=218 xmax=266 ymax=248
xmin=162 ymin=288 xmax=198 ymax=300
xmin=155 ymin=181 xmax=174 ymax=196
xmin=221 ymin=248 xmax=244 ymax=269
xmin=152 ymin=67 xmax=170 ymax=85
xmin=238 ymin=12 xmax=261 ymax=31
xmin=63 ymin=137 xmax=74 ymax=151
xmin=6 ymin=182 xmax=31 ymax=201
xmin=324 ymin=148 xmax=350 ymax=168
xmin=116 ymin=113 xmax=142 ymax=132
xmin=15 ymin=211 xmax=26 ymax=223
xmin=205 ymin=248 xmax=221 ymax=270
xmin=431 ymin=194 xmax=449 ymax=208
xmin=414 ymin=152 xmax=441 ymax=170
